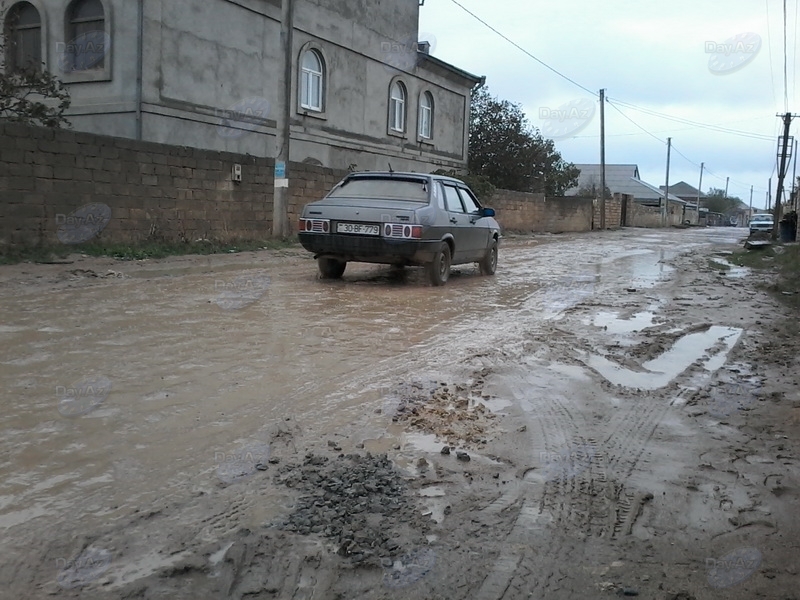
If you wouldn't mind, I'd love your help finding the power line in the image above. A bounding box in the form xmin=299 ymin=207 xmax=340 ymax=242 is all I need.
xmin=448 ymin=0 xmax=775 ymax=142
xmin=605 ymin=99 xmax=775 ymax=140
xmin=766 ymin=0 xmax=779 ymax=110
xmin=794 ymin=0 xmax=798 ymax=107
xmin=607 ymin=102 xmax=768 ymax=195
xmin=443 ymin=0 xmax=771 ymax=195
xmin=572 ymin=116 xmax=776 ymax=140
xmin=672 ymin=145 xmax=767 ymax=194
xmin=605 ymin=100 xmax=665 ymax=145
xmin=447 ymin=0 xmax=595 ymax=97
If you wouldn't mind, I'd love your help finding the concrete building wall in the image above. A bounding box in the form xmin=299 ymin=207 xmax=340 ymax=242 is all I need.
xmin=1 ymin=0 xmax=475 ymax=172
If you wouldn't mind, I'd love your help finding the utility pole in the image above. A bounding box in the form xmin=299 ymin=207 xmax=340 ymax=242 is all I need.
xmin=272 ymin=0 xmax=294 ymax=238
xmin=662 ymin=137 xmax=672 ymax=227
xmin=696 ymin=162 xmax=704 ymax=224
xmin=599 ymin=88 xmax=606 ymax=230
xmin=772 ymin=112 xmax=794 ymax=240
xmin=768 ymin=178 xmax=772 ymax=210
xmin=748 ymin=185 xmax=753 ymax=224
xmin=724 ymin=177 xmax=729 ymax=198
xmin=792 ymin=138 xmax=798 ymax=212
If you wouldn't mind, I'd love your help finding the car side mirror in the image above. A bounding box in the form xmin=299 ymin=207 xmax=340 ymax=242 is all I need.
xmin=481 ymin=207 xmax=495 ymax=217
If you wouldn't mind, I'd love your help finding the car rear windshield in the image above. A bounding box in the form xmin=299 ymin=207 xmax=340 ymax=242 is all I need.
xmin=328 ymin=178 xmax=430 ymax=202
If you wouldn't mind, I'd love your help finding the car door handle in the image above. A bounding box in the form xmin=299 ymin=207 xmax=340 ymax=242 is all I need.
xmin=450 ymin=218 xmax=458 ymax=224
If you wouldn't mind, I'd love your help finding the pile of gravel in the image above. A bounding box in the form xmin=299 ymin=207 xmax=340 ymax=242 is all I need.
xmin=274 ymin=453 xmax=430 ymax=563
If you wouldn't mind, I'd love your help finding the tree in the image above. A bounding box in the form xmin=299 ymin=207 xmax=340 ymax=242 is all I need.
xmin=468 ymin=87 xmax=579 ymax=195
xmin=0 ymin=3 xmax=71 ymax=127
xmin=703 ymin=188 xmax=745 ymax=215
xmin=575 ymin=176 xmax=612 ymax=199
xmin=430 ymin=169 xmax=496 ymax=203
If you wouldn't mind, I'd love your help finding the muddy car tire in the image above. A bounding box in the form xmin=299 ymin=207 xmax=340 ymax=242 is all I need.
xmin=479 ymin=239 xmax=498 ymax=276
xmin=427 ymin=242 xmax=451 ymax=286
xmin=318 ymin=257 xmax=346 ymax=279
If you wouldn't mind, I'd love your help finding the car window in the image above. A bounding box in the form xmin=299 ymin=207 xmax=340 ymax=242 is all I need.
xmin=329 ymin=178 xmax=430 ymax=202
xmin=433 ymin=181 xmax=445 ymax=210
xmin=458 ymin=188 xmax=481 ymax=213
xmin=443 ymin=184 xmax=465 ymax=213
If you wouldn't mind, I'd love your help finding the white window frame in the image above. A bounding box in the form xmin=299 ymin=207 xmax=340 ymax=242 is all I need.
xmin=418 ymin=91 xmax=433 ymax=139
xmin=389 ymin=81 xmax=406 ymax=133
xmin=300 ymin=50 xmax=323 ymax=112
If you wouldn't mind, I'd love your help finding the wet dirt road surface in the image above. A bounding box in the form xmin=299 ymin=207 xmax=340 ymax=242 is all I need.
xmin=1 ymin=227 xmax=798 ymax=599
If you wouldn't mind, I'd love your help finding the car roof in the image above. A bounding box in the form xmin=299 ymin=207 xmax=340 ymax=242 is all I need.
xmin=344 ymin=171 xmax=467 ymax=185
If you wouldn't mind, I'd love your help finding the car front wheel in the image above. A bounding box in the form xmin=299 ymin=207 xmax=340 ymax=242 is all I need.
xmin=479 ymin=239 xmax=498 ymax=275
xmin=318 ymin=257 xmax=346 ymax=279
xmin=427 ymin=242 xmax=451 ymax=286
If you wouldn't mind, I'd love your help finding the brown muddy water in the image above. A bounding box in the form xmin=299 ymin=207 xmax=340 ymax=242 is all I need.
xmin=2 ymin=227 xmax=797 ymax=599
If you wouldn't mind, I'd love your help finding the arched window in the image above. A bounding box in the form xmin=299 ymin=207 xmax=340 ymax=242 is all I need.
xmin=65 ymin=0 xmax=106 ymax=71
xmin=4 ymin=2 xmax=41 ymax=73
xmin=300 ymin=49 xmax=324 ymax=112
xmin=389 ymin=81 xmax=406 ymax=132
xmin=418 ymin=91 xmax=433 ymax=139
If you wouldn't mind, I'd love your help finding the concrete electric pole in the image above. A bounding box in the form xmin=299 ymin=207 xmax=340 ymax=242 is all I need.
xmin=662 ymin=138 xmax=672 ymax=227
xmin=272 ymin=0 xmax=294 ymax=238
xmin=599 ymin=89 xmax=606 ymax=229
xmin=772 ymin=112 xmax=795 ymax=240
xmin=696 ymin=162 xmax=704 ymax=223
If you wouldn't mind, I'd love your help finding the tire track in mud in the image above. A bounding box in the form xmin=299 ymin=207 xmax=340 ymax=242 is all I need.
xmin=476 ymin=376 xmax=610 ymax=599
xmin=475 ymin=329 xmax=711 ymax=599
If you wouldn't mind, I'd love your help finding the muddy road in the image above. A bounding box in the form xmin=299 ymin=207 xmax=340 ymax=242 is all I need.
xmin=1 ymin=227 xmax=798 ymax=599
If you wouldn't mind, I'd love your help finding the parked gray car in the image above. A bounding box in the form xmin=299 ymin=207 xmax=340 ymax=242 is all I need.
xmin=298 ymin=172 xmax=501 ymax=285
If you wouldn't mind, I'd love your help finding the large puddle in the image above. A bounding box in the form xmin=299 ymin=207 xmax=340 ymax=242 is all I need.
xmin=584 ymin=326 xmax=742 ymax=389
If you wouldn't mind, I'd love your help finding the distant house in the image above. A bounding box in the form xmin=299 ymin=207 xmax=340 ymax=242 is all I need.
xmin=565 ymin=164 xmax=685 ymax=204
xmin=0 ymin=0 xmax=483 ymax=172
xmin=659 ymin=182 xmax=706 ymax=205
xmin=565 ymin=163 xmax=699 ymax=225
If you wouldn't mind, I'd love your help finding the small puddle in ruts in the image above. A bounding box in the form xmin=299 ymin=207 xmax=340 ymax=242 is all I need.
xmin=605 ymin=249 xmax=675 ymax=289
xmin=711 ymin=257 xmax=749 ymax=279
xmin=418 ymin=485 xmax=448 ymax=523
xmin=592 ymin=311 xmax=656 ymax=334
xmin=585 ymin=326 xmax=742 ymax=389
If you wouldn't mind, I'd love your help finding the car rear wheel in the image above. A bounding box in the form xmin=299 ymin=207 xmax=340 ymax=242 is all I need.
xmin=318 ymin=257 xmax=346 ymax=279
xmin=427 ymin=242 xmax=451 ymax=286
xmin=479 ymin=239 xmax=498 ymax=276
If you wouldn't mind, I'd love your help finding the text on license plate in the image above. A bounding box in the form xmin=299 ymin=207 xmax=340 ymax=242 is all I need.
xmin=337 ymin=222 xmax=380 ymax=235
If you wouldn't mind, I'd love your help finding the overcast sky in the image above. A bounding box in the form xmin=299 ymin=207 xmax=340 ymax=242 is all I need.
xmin=420 ymin=0 xmax=799 ymax=208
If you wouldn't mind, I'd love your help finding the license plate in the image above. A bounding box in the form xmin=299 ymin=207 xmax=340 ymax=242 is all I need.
xmin=336 ymin=222 xmax=380 ymax=235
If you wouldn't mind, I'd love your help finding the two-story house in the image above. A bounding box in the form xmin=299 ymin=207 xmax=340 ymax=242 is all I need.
xmin=2 ymin=0 xmax=483 ymax=172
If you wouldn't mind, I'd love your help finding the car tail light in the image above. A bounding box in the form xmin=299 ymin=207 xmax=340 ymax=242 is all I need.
xmin=299 ymin=218 xmax=330 ymax=233
xmin=383 ymin=223 xmax=422 ymax=239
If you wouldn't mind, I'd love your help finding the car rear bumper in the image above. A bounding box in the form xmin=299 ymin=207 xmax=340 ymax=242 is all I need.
xmin=299 ymin=233 xmax=440 ymax=265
